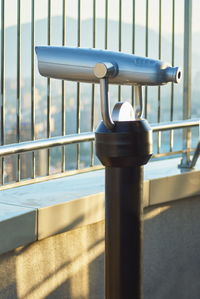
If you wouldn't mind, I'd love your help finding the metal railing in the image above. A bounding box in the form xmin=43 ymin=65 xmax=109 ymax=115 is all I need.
xmin=0 ymin=119 xmax=198 ymax=157
xmin=0 ymin=0 xmax=199 ymax=188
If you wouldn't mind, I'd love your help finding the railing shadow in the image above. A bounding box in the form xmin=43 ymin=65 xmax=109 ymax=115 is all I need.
xmin=144 ymin=195 xmax=200 ymax=299
xmin=0 ymin=250 xmax=18 ymax=298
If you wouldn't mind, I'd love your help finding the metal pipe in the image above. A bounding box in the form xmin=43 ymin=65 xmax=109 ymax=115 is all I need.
xmin=47 ymin=0 xmax=52 ymax=175
xmin=131 ymin=0 xmax=136 ymax=106
xmin=94 ymin=62 xmax=117 ymax=129
xmin=76 ymin=0 xmax=81 ymax=170
xmin=183 ymin=0 xmax=192 ymax=124
xmin=100 ymin=78 xmax=115 ymax=130
xmin=105 ymin=166 xmax=143 ymax=298
xmin=190 ymin=141 xmax=200 ymax=168
xmin=61 ymin=0 xmax=66 ymax=173
xmin=151 ymin=119 xmax=199 ymax=132
xmin=105 ymin=0 xmax=108 ymax=50
xmin=134 ymin=85 xmax=143 ymax=119
xmin=144 ymin=0 xmax=149 ymax=118
xmin=118 ymin=0 xmax=122 ymax=102
xmin=1 ymin=0 xmax=5 ymax=184
xmin=31 ymin=0 xmax=36 ymax=178
xmin=90 ymin=0 xmax=96 ymax=167
xmin=170 ymin=0 xmax=175 ymax=152
xmin=0 ymin=119 xmax=198 ymax=157
xmin=17 ymin=0 xmax=21 ymax=182
xmin=0 ymin=133 xmax=95 ymax=157
xmin=157 ymin=0 xmax=162 ymax=154
xmin=180 ymin=0 xmax=193 ymax=167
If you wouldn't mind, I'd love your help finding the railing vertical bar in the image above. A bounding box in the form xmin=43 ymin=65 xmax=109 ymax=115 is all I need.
xmin=105 ymin=0 xmax=108 ymax=50
xmin=118 ymin=0 xmax=122 ymax=52
xmin=157 ymin=0 xmax=162 ymax=153
xmin=90 ymin=0 xmax=96 ymax=167
xmin=77 ymin=0 xmax=81 ymax=169
xmin=31 ymin=0 xmax=36 ymax=178
xmin=181 ymin=0 xmax=192 ymax=165
xmin=0 ymin=0 xmax=5 ymax=185
xmin=144 ymin=0 xmax=149 ymax=118
xmin=118 ymin=0 xmax=122 ymax=102
xmin=16 ymin=0 xmax=21 ymax=182
xmin=61 ymin=0 xmax=66 ymax=172
xmin=47 ymin=0 xmax=51 ymax=175
xmin=131 ymin=0 xmax=135 ymax=106
xmin=170 ymin=0 xmax=175 ymax=152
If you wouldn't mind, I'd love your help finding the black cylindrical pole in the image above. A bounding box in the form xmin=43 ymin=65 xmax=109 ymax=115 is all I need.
xmin=105 ymin=166 xmax=144 ymax=299
xmin=95 ymin=119 xmax=152 ymax=299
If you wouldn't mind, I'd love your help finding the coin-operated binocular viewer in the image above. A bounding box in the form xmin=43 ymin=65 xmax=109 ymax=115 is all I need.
xmin=36 ymin=47 xmax=181 ymax=299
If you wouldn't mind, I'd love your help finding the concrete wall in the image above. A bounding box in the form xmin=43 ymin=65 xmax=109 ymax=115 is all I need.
xmin=1 ymin=195 xmax=200 ymax=299
xmin=144 ymin=195 xmax=200 ymax=299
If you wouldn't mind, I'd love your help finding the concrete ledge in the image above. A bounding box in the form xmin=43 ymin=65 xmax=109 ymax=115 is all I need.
xmin=0 ymin=203 xmax=37 ymax=254
xmin=0 ymin=157 xmax=199 ymax=254
xmin=150 ymin=170 xmax=200 ymax=205
xmin=38 ymin=193 xmax=104 ymax=240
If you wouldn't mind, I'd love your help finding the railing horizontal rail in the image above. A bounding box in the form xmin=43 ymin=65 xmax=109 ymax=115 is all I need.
xmin=0 ymin=132 xmax=95 ymax=157
xmin=151 ymin=119 xmax=199 ymax=132
xmin=152 ymin=148 xmax=196 ymax=159
xmin=0 ymin=119 xmax=198 ymax=157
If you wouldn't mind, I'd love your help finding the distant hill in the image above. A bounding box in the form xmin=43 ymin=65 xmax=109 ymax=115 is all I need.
xmin=2 ymin=16 xmax=200 ymax=78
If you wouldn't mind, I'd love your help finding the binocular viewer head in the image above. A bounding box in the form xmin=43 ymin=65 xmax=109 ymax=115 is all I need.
xmin=35 ymin=46 xmax=181 ymax=86
xmin=36 ymin=46 xmax=182 ymax=130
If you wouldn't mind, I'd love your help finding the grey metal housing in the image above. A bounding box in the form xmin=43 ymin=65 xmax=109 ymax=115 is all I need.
xmin=36 ymin=46 xmax=181 ymax=86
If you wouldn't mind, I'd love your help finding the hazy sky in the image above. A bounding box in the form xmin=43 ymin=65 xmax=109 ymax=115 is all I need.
xmin=2 ymin=0 xmax=200 ymax=34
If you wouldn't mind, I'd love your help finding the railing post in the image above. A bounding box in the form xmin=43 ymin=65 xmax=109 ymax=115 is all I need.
xmin=180 ymin=0 xmax=192 ymax=168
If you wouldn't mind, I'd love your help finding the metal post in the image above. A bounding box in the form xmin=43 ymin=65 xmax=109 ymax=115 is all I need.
xmin=180 ymin=0 xmax=192 ymax=168
xmin=105 ymin=166 xmax=143 ymax=298
xmin=95 ymin=119 xmax=152 ymax=299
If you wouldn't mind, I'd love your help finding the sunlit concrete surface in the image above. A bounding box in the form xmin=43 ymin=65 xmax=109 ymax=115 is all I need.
xmin=1 ymin=195 xmax=200 ymax=298
xmin=144 ymin=196 xmax=200 ymax=299
xmin=0 ymin=221 xmax=104 ymax=299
